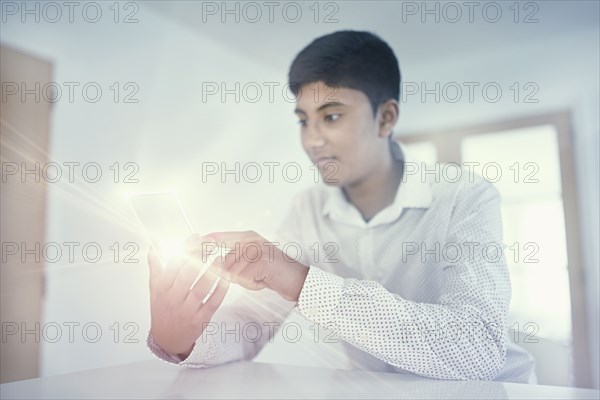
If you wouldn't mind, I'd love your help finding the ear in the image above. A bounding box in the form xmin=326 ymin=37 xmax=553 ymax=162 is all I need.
xmin=377 ymin=100 xmax=400 ymax=139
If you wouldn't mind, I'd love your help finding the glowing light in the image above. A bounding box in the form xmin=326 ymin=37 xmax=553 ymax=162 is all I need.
xmin=125 ymin=190 xmax=195 ymax=267
xmin=155 ymin=238 xmax=186 ymax=264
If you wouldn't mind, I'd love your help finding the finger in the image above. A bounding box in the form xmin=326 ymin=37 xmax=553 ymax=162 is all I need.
xmin=193 ymin=276 xmax=230 ymax=321
xmin=171 ymin=253 xmax=206 ymax=302
xmin=185 ymin=260 xmax=223 ymax=305
xmin=215 ymin=244 xmax=264 ymax=286
xmin=209 ymin=230 xmax=261 ymax=250
xmin=199 ymin=236 xmax=222 ymax=265
xmin=182 ymin=234 xmax=222 ymax=267
xmin=212 ymin=246 xmax=243 ymax=277
xmin=183 ymin=232 xmax=208 ymax=253
xmin=228 ymin=258 xmax=265 ymax=288
xmin=147 ymin=246 xmax=163 ymax=289
xmin=156 ymin=255 xmax=185 ymax=293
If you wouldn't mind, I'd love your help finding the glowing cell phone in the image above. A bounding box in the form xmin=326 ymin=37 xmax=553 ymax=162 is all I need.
xmin=128 ymin=191 xmax=196 ymax=266
xmin=127 ymin=191 xmax=228 ymax=297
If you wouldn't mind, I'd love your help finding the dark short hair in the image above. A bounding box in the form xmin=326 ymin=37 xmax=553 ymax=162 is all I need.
xmin=288 ymin=30 xmax=401 ymax=116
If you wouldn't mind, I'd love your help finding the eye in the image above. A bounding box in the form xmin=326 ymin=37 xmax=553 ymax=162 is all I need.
xmin=324 ymin=113 xmax=341 ymax=122
xmin=297 ymin=119 xmax=307 ymax=127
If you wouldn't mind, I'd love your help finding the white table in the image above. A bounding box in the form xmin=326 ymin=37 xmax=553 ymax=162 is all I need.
xmin=1 ymin=360 xmax=598 ymax=399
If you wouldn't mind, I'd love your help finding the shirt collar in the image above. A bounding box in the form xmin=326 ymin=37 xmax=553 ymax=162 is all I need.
xmin=322 ymin=139 xmax=433 ymax=227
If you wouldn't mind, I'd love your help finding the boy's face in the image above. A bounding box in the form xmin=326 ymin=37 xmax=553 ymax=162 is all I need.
xmin=294 ymin=81 xmax=385 ymax=188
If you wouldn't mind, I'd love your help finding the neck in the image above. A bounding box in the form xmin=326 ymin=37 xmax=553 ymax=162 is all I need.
xmin=343 ymin=145 xmax=403 ymax=222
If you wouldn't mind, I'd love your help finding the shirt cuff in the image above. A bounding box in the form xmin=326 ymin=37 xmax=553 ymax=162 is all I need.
xmin=146 ymin=332 xmax=184 ymax=364
xmin=296 ymin=266 xmax=345 ymax=325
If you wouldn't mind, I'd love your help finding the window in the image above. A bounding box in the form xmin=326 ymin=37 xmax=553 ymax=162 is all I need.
xmin=398 ymin=111 xmax=590 ymax=386
xmin=462 ymin=125 xmax=571 ymax=343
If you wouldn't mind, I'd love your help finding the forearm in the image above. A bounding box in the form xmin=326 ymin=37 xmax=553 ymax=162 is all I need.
xmin=296 ymin=267 xmax=508 ymax=380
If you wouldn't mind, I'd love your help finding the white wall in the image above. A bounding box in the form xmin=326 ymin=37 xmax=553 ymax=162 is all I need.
xmin=1 ymin=5 xmax=311 ymax=376
xmin=1 ymin=1 xmax=597 ymax=385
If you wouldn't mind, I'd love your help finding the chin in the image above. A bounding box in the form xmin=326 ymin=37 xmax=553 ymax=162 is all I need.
xmin=317 ymin=164 xmax=346 ymax=187
xmin=321 ymin=175 xmax=345 ymax=187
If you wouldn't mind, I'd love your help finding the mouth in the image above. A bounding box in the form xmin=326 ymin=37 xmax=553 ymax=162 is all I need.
xmin=313 ymin=157 xmax=337 ymax=166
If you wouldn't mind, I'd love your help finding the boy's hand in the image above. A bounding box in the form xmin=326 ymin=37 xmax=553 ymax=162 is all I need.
xmin=147 ymin=235 xmax=230 ymax=359
xmin=207 ymin=231 xmax=309 ymax=302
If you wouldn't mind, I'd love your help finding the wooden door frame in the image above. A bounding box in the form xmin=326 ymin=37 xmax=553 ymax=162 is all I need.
xmin=0 ymin=45 xmax=52 ymax=383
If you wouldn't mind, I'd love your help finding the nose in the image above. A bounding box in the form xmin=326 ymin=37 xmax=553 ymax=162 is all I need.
xmin=303 ymin=122 xmax=326 ymax=149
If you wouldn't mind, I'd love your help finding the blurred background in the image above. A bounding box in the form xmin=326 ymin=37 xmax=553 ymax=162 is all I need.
xmin=1 ymin=0 xmax=598 ymax=389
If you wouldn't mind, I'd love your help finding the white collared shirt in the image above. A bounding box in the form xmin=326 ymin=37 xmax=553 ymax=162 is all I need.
xmin=148 ymin=140 xmax=536 ymax=383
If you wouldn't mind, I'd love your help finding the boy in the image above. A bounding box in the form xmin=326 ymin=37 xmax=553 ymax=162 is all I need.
xmin=147 ymin=30 xmax=536 ymax=382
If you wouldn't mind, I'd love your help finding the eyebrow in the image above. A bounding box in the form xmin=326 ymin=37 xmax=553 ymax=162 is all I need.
xmin=294 ymin=101 xmax=346 ymax=115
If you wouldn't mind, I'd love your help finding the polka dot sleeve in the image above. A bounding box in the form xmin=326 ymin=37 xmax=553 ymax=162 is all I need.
xmin=296 ymin=180 xmax=509 ymax=381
